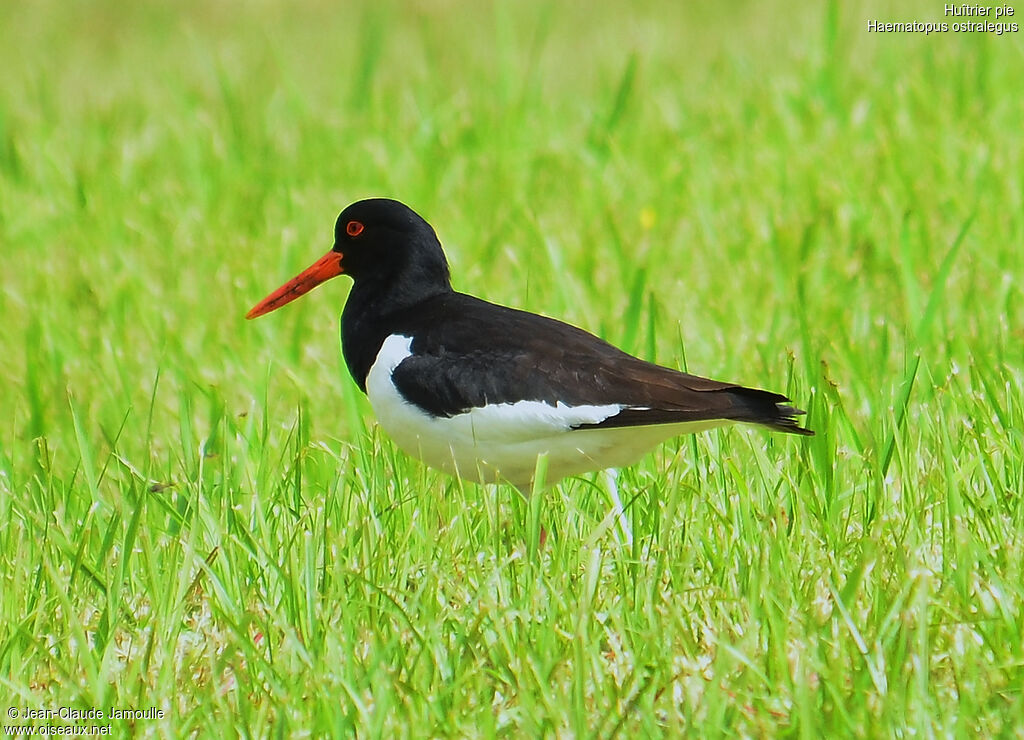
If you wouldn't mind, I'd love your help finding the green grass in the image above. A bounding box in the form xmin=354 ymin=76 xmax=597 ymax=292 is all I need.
xmin=2 ymin=0 xmax=1023 ymax=736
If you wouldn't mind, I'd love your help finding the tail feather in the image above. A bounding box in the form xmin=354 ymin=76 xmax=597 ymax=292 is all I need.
xmin=724 ymin=387 xmax=814 ymax=436
xmin=571 ymin=386 xmax=814 ymax=436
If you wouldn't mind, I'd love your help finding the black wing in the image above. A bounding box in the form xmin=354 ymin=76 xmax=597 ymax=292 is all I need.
xmin=387 ymin=293 xmax=813 ymax=435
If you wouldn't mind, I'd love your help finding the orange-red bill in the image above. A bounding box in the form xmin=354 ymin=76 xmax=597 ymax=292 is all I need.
xmin=246 ymin=250 xmax=345 ymax=319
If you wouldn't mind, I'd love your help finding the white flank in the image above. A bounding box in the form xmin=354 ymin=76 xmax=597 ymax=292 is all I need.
xmin=365 ymin=334 xmax=729 ymax=488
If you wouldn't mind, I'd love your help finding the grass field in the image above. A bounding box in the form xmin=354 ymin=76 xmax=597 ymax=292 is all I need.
xmin=2 ymin=0 xmax=1023 ymax=736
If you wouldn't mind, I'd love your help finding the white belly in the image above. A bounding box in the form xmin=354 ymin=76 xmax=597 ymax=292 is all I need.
xmin=365 ymin=334 xmax=728 ymax=488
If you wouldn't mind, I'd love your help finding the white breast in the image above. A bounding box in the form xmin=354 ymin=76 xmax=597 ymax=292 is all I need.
xmin=364 ymin=334 xmax=729 ymax=488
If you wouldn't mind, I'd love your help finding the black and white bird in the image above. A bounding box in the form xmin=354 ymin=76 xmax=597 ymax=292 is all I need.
xmin=247 ymin=198 xmax=812 ymax=490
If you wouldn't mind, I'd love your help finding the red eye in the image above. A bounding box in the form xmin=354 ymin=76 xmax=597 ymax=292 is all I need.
xmin=346 ymin=220 xmax=364 ymax=237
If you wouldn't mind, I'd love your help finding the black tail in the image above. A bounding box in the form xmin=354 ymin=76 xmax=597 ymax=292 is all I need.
xmin=726 ymin=387 xmax=814 ymax=436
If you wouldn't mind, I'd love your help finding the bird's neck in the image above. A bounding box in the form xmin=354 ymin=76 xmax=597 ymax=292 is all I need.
xmin=341 ymin=256 xmax=452 ymax=391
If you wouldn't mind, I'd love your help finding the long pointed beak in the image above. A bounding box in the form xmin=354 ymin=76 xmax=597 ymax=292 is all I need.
xmin=246 ymin=250 xmax=345 ymax=319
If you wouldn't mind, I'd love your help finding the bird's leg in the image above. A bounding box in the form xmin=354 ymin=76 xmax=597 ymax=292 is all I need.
xmin=511 ymin=479 xmax=547 ymax=555
xmin=603 ymin=468 xmax=633 ymax=547
xmin=529 ymin=454 xmax=549 ymax=553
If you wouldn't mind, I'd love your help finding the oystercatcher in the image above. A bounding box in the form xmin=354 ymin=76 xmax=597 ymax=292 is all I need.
xmin=247 ymin=198 xmax=812 ymax=489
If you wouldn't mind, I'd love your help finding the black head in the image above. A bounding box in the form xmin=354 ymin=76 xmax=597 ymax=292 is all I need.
xmin=247 ymin=198 xmax=451 ymax=319
xmin=332 ymin=199 xmax=449 ymax=284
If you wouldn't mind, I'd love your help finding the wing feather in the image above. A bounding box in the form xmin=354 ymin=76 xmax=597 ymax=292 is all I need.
xmin=387 ymin=293 xmax=812 ymax=436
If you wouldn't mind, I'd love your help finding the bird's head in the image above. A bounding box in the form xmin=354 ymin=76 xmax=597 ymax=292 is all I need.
xmin=246 ymin=198 xmax=450 ymax=319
